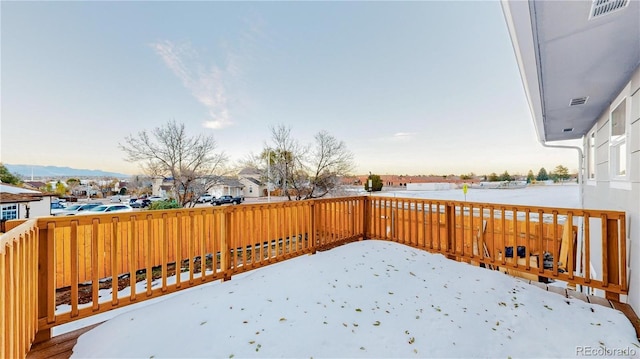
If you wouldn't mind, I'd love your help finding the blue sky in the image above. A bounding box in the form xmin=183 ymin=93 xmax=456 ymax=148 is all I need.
xmin=1 ymin=1 xmax=580 ymax=176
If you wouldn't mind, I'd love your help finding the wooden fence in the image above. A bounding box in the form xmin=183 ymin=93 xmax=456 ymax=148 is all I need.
xmin=0 ymin=195 xmax=627 ymax=358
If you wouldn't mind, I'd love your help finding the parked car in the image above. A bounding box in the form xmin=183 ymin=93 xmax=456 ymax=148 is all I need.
xmin=129 ymin=198 xmax=151 ymax=208
xmin=148 ymin=196 xmax=167 ymax=202
xmin=51 ymin=202 xmax=66 ymax=209
xmin=50 ymin=202 xmax=67 ymax=216
xmin=197 ymin=194 xmax=214 ymax=203
xmin=54 ymin=202 xmax=104 ymax=216
xmin=81 ymin=204 xmax=133 ymax=215
xmin=211 ymin=195 xmax=244 ymax=206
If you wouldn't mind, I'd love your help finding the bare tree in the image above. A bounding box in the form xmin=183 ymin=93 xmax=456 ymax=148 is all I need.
xmin=262 ymin=125 xmax=353 ymax=200
xmin=305 ymin=131 xmax=354 ymax=199
xmin=96 ymin=177 xmax=115 ymax=199
xmin=236 ymin=152 xmax=264 ymax=172
xmin=119 ymin=120 xmax=227 ymax=207
xmin=66 ymin=178 xmax=81 ymax=195
xmin=126 ymin=175 xmax=153 ymax=197
xmin=263 ymin=125 xmax=308 ymax=200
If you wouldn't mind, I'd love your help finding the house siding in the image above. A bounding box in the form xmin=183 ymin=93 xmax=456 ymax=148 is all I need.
xmin=0 ymin=184 xmax=53 ymax=219
xmin=239 ymin=178 xmax=263 ymax=198
xmin=583 ymin=66 xmax=640 ymax=312
xmin=631 ymin=86 xmax=640 ymax=181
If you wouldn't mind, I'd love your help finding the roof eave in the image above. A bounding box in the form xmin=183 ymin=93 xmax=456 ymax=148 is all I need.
xmin=501 ymin=0 xmax=546 ymax=143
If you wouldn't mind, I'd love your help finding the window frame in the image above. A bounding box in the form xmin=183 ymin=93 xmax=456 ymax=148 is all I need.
xmin=1 ymin=204 xmax=18 ymax=220
xmin=587 ymin=130 xmax=596 ymax=183
xmin=608 ymin=91 xmax=630 ymax=187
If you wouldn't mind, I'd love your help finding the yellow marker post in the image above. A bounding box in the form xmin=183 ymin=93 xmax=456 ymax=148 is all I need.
xmin=462 ymin=183 xmax=468 ymax=201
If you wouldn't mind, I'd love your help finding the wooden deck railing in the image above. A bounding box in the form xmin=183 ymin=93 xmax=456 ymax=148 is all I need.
xmin=1 ymin=195 xmax=627 ymax=358
xmin=1 ymin=220 xmax=39 ymax=359
xmin=363 ymin=198 xmax=627 ymax=300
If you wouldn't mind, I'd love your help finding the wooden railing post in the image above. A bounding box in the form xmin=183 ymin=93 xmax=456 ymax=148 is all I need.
xmin=445 ymin=203 xmax=455 ymax=257
xmin=363 ymin=196 xmax=370 ymax=240
xmin=310 ymin=202 xmax=317 ymax=254
xmin=619 ymin=214 xmax=627 ymax=293
xmin=34 ymin=222 xmax=54 ymax=344
xmin=220 ymin=209 xmax=232 ymax=281
xmin=605 ymin=218 xmax=620 ymax=302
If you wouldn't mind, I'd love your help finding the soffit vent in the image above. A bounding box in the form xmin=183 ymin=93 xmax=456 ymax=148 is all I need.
xmin=589 ymin=0 xmax=629 ymax=20
xmin=570 ymin=96 xmax=589 ymax=106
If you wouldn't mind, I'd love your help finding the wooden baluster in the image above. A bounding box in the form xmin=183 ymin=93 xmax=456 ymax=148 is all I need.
xmin=619 ymin=214 xmax=627 ymax=293
xmin=524 ymin=209 xmax=530 ymax=271
xmin=91 ymin=219 xmax=100 ymax=311
xmin=460 ymin=203 xmax=465 ymax=257
xmin=145 ymin=215 xmax=152 ymax=297
xmin=200 ymin=210 xmax=207 ymax=281
xmin=221 ymin=208 xmax=232 ymax=281
xmin=70 ymin=221 xmax=79 ymax=317
xmin=111 ymin=218 xmax=119 ymax=305
xmin=161 ymin=214 xmax=168 ymax=292
xmin=129 ymin=216 xmax=137 ymax=301
xmin=501 ymin=208 xmax=506 ymax=266
xmin=512 ymin=208 xmax=517 ymax=269
xmin=189 ymin=211 xmax=196 ymax=284
xmin=567 ymin=212 xmax=574 ymax=281
xmin=176 ymin=212 xmax=183 ymax=287
xmin=552 ymin=211 xmax=559 ymax=277
xmin=537 ymin=211 xmax=544 ymax=275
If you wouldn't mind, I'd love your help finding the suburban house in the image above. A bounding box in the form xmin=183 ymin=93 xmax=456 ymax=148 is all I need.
xmin=115 ymin=181 xmax=127 ymax=194
xmin=0 ymin=183 xmax=51 ymax=225
xmin=209 ymin=176 xmax=245 ymax=198
xmin=151 ymin=177 xmax=172 ymax=198
xmin=501 ymin=0 xmax=639 ymax=313
xmin=70 ymin=182 xmax=99 ymax=198
xmin=152 ymin=176 xmax=246 ymax=200
xmin=238 ymin=167 xmax=267 ymax=198
xmin=22 ymin=180 xmax=47 ymax=191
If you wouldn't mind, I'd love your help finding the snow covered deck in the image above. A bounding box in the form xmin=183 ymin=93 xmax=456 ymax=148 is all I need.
xmin=1 ymin=194 xmax=632 ymax=358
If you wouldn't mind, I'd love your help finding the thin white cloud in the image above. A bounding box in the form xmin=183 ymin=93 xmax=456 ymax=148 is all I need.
xmin=388 ymin=132 xmax=418 ymax=143
xmin=151 ymin=40 xmax=232 ymax=129
xmin=393 ymin=132 xmax=416 ymax=139
xmin=366 ymin=132 xmax=419 ymax=145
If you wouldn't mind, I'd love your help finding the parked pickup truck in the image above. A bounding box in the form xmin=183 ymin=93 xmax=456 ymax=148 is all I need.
xmin=211 ymin=195 xmax=244 ymax=206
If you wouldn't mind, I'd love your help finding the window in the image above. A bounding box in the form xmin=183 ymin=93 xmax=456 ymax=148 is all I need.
xmin=610 ymin=98 xmax=627 ymax=177
xmin=587 ymin=131 xmax=596 ymax=180
xmin=1 ymin=204 xmax=18 ymax=220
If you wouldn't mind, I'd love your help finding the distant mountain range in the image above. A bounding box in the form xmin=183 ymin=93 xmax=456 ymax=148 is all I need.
xmin=5 ymin=164 xmax=130 ymax=179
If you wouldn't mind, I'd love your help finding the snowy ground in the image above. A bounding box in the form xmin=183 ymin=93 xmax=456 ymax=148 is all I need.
xmin=72 ymin=240 xmax=639 ymax=358
xmin=372 ymin=183 xmax=580 ymax=209
xmin=62 ymin=185 xmax=640 ymax=357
